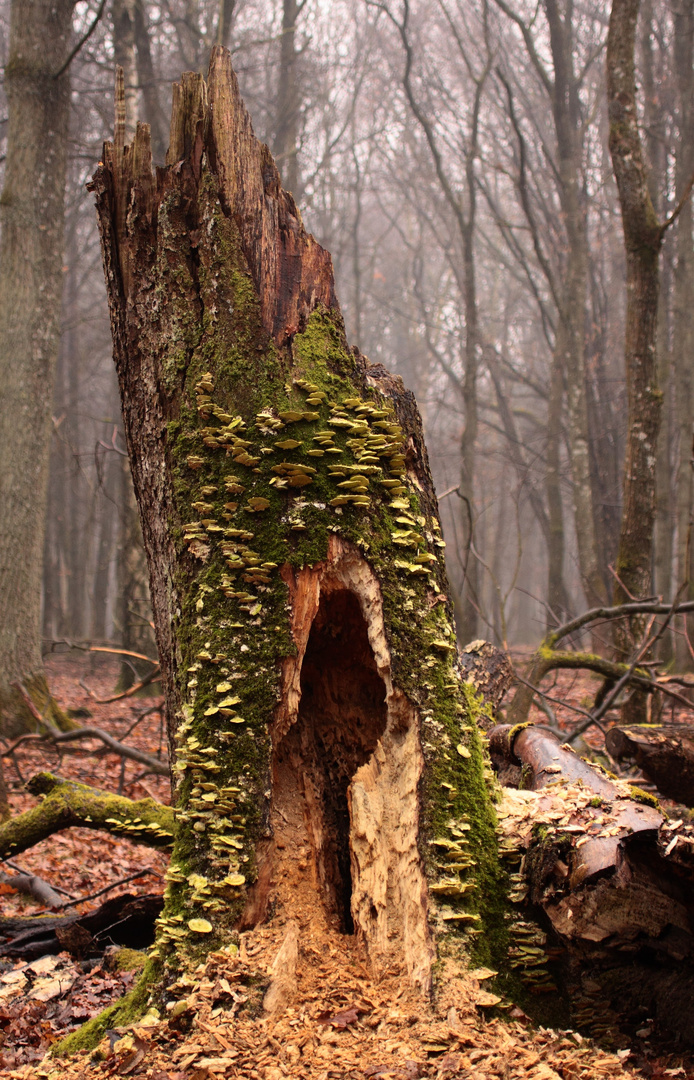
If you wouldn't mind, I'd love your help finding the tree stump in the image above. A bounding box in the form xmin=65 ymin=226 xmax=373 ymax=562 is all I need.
xmin=90 ymin=49 xmax=505 ymax=998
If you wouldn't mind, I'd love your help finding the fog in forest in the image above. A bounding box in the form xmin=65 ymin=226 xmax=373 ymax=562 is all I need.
xmin=0 ymin=0 xmax=690 ymax=658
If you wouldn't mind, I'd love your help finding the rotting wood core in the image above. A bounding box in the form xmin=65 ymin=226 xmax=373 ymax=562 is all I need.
xmin=292 ymin=587 xmax=388 ymax=932
xmin=246 ymin=536 xmax=435 ymax=992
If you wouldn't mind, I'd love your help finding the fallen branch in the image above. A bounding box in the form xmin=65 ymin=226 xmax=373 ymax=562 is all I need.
xmin=3 ymin=859 xmax=75 ymax=897
xmin=47 ymin=639 xmax=158 ymax=666
xmin=0 ymin=870 xmax=64 ymax=908
xmin=57 ymin=867 xmax=163 ymax=910
xmin=1 ymin=723 xmax=168 ymax=776
xmin=490 ymin=723 xmax=617 ymax=797
xmin=0 ymin=772 xmax=174 ymax=861
xmin=84 ymin=664 xmax=161 ymax=704
xmin=0 ymin=891 xmax=163 ymax=960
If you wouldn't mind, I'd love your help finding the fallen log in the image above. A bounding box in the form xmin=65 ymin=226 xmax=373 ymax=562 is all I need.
xmin=0 ymin=891 xmax=163 ymax=960
xmin=492 ymin=723 xmax=694 ymax=1047
xmin=0 ymin=772 xmax=173 ymax=860
xmin=605 ymin=724 xmax=694 ymax=807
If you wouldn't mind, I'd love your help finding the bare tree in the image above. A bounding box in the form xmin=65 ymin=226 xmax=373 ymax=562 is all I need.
xmin=0 ymin=0 xmax=78 ymax=732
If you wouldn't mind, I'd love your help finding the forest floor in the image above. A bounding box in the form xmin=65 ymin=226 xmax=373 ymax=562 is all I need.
xmin=0 ymin=652 xmax=692 ymax=1079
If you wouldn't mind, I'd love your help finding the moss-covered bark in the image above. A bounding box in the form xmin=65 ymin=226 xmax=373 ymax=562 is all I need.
xmin=0 ymin=772 xmax=173 ymax=859
xmin=90 ymin=48 xmax=508 ymax=1000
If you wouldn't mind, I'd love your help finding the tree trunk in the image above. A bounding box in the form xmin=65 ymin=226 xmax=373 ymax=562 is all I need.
xmin=545 ymin=346 xmax=569 ymax=625
xmin=133 ymin=0 xmax=169 ymax=166
xmin=0 ymin=0 xmax=76 ymax=734
xmin=606 ymin=723 xmax=694 ymax=806
xmin=607 ymin=0 xmax=664 ymax=721
xmin=273 ymin=0 xmax=302 ymax=200
xmin=116 ymin=452 xmax=157 ymax=689
xmin=493 ymin=722 xmax=694 ymax=1045
xmin=545 ymin=0 xmax=607 ymax=611
xmin=112 ymin=0 xmax=138 ymax=142
xmin=672 ymin=0 xmax=694 ymax=670
xmin=90 ymin=50 xmax=505 ymax=995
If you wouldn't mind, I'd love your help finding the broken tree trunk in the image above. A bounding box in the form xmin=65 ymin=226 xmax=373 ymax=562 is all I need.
xmin=606 ymin=723 xmax=694 ymax=806
xmin=90 ymin=49 xmax=505 ymax=1000
xmin=493 ymin=722 xmax=694 ymax=1046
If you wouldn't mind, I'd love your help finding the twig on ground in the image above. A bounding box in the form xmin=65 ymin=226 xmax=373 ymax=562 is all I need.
xmin=513 ymin=672 xmax=603 ymax=725
xmin=1 ymin=724 xmax=169 ymax=777
xmin=57 ymin=867 xmax=163 ymax=910
xmin=121 ymin=702 xmax=163 ymax=741
xmin=3 ymin=860 xmax=75 ymax=898
xmin=83 ymin=664 xmax=161 ymax=704
xmin=0 ymin=870 xmax=64 ymax=908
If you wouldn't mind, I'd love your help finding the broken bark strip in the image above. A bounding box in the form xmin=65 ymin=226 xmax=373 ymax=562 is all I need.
xmin=606 ymin=724 xmax=694 ymax=806
xmin=0 ymin=772 xmax=173 ymax=860
xmin=493 ymin=722 xmax=694 ymax=1046
xmin=90 ymin=46 xmax=505 ymax=995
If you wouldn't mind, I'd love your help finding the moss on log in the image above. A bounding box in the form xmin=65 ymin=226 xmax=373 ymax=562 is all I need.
xmin=0 ymin=772 xmax=173 ymax=859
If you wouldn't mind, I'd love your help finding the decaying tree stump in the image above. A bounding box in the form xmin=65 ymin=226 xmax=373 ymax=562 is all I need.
xmin=89 ymin=49 xmax=505 ymax=1003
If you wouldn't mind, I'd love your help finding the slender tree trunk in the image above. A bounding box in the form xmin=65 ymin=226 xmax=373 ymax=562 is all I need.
xmin=545 ymin=0 xmax=607 ymax=609
xmin=607 ymin=0 xmax=664 ymax=698
xmin=91 ymin=50 xmax=505 ymax=991
xmin=673 ymin=0 xmax=694 ymax=669
xmin=545 ymin=346 xmax=569 ymax=624
xmin=92 ymin=435 xmax=120 ymax=642
xmin=116 ymin=451 xmax=156 ymax=688
xmin=642 ymin=0 xmax=674 ymax=660
xmin=112 ymin=0 xmax=138 ymax=141
xmin=133 ymin=0 xmax=169 ymax=165
xmin=273 ymin=0 xmax=302 ymax=199
xmin=217 ymin=0 xmax=237 ymax=51
xmin=0 ymin=0 xmax=76 ymax=734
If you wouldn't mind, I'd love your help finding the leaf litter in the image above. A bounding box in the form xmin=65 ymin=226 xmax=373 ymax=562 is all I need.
xmin=1 ymin=656 xmax=692 ymax=1078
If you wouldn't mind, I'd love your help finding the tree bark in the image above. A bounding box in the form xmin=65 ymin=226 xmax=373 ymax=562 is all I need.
xmin=607 ymin=0 xmax=664 ymax=708
xmin=544 ymin=0 xmax=607 ymax=610
xmin=606 ymin=723 xmax=694 ymax=806
xmin=672 ymin=0 xmax=694 ymax=670
xmin=0 ymin=0 xmax=77 ymax=735
xmin=90 ymin=49 xmax=505 ymax=996
xmin=273 ymin=0 xmax=302 ymax=200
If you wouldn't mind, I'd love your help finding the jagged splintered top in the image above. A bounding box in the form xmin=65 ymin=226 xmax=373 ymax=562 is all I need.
xmin=100 ymin=46 xmax=337 ymax=346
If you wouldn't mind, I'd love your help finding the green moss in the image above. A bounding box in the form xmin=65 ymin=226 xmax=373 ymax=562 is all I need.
xmin=628 ymin=785 xmax=660 ymax=808
xmin=125 ymin=156 xmax=511 ymax=991
xmin=0 ymin=773 xmax=173 ymax=861
xmin=108 ymin=948 xmax=147 ymax=973
xmin=52 ymin=960 xmax=158 ymax=1057
xmin=508 ymin=721 xmax=533 ymax=745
